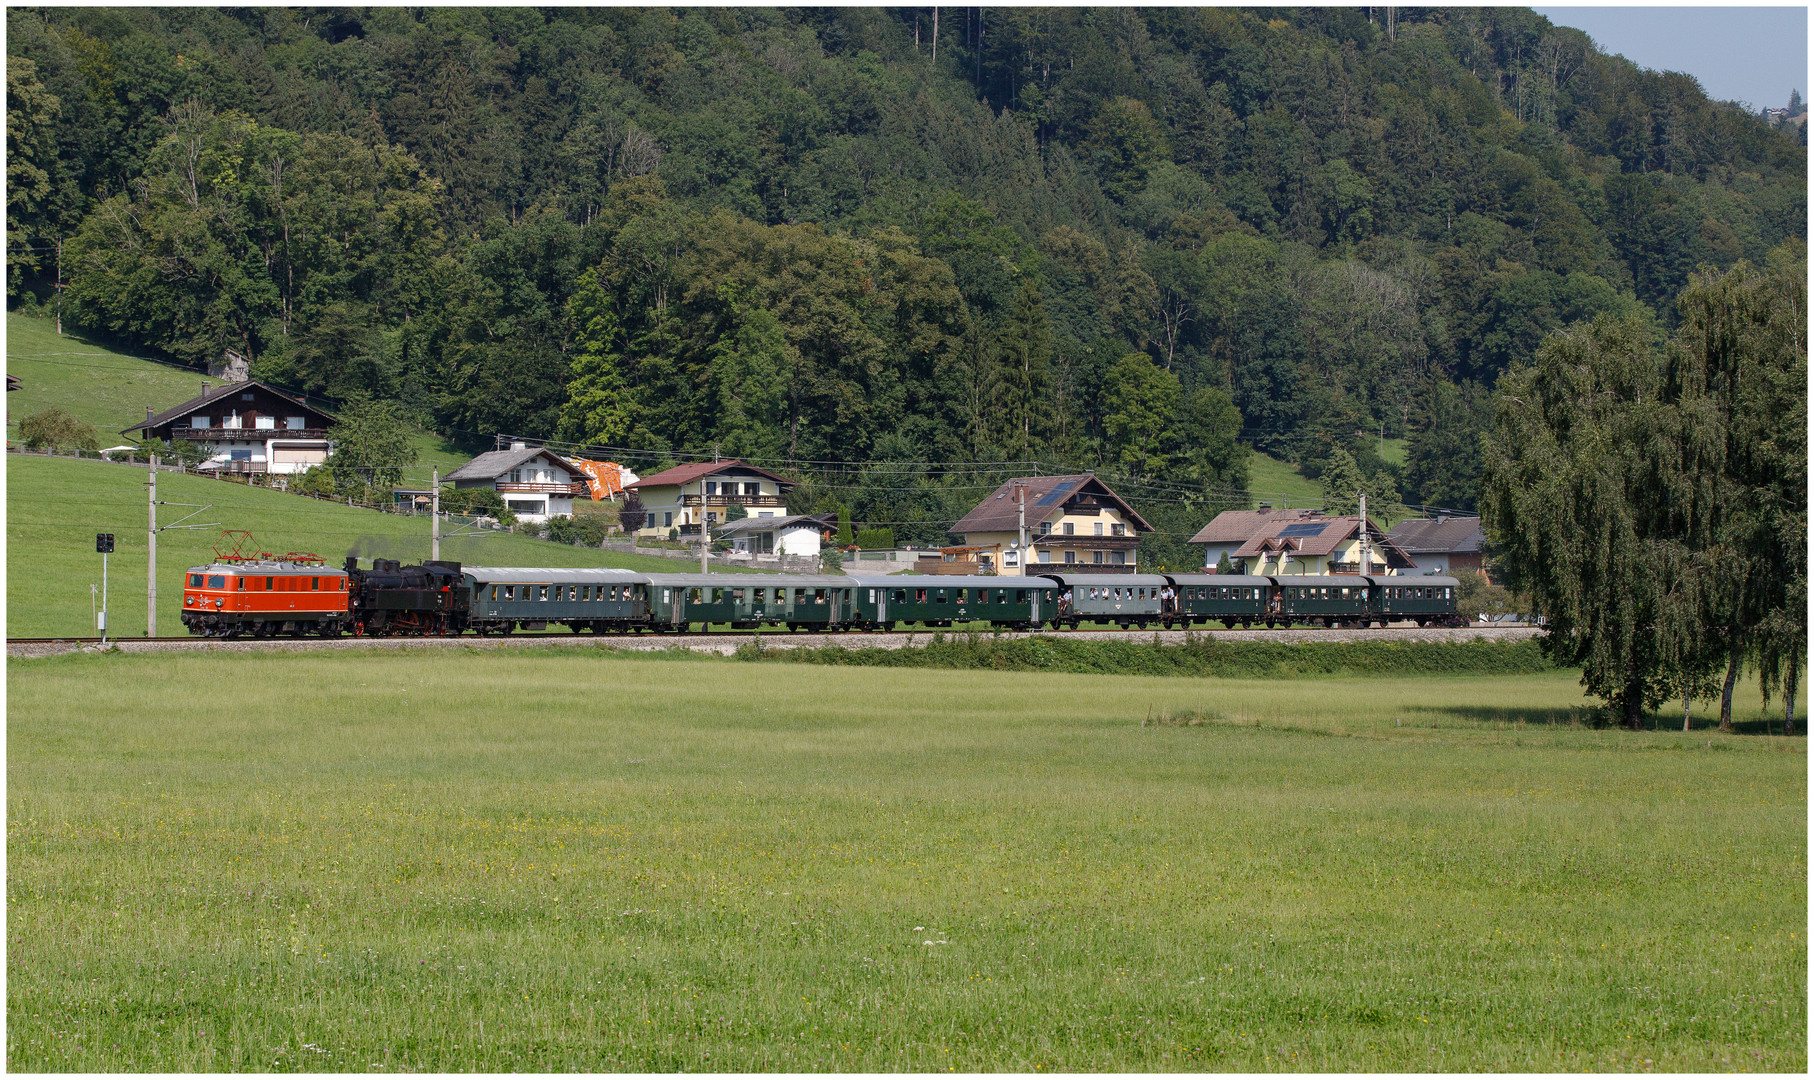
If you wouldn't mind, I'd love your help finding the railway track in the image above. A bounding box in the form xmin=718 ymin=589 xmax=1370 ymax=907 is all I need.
xmin=10 ymin=623 xmax=1542 ymax=657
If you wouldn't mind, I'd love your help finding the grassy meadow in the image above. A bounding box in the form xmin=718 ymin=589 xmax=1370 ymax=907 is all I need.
xmin=4 ymin=454 xmax=764 ymax=637
xmin=5 ymin=312 xmax=471 ymax=476
xmin=8 ymin=649 xmax=1803 ymax=1072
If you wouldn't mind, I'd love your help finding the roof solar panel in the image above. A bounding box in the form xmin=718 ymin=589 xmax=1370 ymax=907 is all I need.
xmin=1034 ymin=481 xmax=1076 ymax=506
xmin=1277 ymin=522 xmax=1329 ymax=538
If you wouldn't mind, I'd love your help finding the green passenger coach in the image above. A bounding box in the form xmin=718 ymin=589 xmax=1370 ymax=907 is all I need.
xmin=463 ymin=566 xmax=646 ymax=634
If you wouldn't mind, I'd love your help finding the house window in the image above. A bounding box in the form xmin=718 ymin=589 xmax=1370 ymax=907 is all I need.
xmin=705 ymin=482 xmax=717 ymax=495
xmin=1112 ymin=523 xmax=1126 ymax=536
xmin=286 ymin=416 xmax=305 ymax=429
xmin=663 ymin=512 xmax=673 ymax=527
xmin=1063 ymin=522 xmax=1075 ymax=535
xmin=706 ymin=512 xmax=718 ymax=524
xmin=1065 ymin=550 xmax=1076 ymax=564
xmin=1038 ymin=522 xmax=1051 ymax=535
xmin=1112 ymin=550 xmax=1126 ymax=564
xmin=1038 ymin=549 xmax=1051 ymax=563
xmin=191 ymin=416 xmax=210 ymax=429
xmin=744 ymin=482 xmax=760 ymax=496
xmin=242 ymin=392 xmax=255 ymax=400
xmin=1004 ymin=551 xmax=1019 ymax=566
xmin=255 ymin=416 xmax=276 ymax=429
xmin=1094 ymin=522 xmax=1103 ymax=536
xmin=1092 ymin=550 xmax=1103 ymax=563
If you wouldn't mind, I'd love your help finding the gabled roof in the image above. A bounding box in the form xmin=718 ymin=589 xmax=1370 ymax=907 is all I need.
xmin=626 ymin=459 xmax=794 ymax=491
xmin=1188 ymin=507 xmax=1326 ymax=545
xmin=713 ymin=513 xmax=832 ymax=535
xmin=123 ymin=379 xmax=336 ymax=435
xmin=951 ymin=474 xmax=1153 ymax=535
xmin=1386 ymin=516 xmax=1485 ymax=554
xmin=1230 ymin=515 xmax=1416 ymax=568
xmin=444 ymin=445 xmax=574 ymax=482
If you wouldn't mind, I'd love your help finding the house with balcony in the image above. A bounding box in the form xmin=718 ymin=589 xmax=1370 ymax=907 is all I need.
xmin=444 ymin=442 xmax=590 ymax=523
xmin=1188 ymin=507 xmax=1327 ymax=569
xmin=122 ymin=379 xmax=335 ymax=474
xmin=1223 ymin=514 xmax=1416 ymax=576
xmin=625 ymin=459 xmax=794 ymax=539
xmin=950 ymin=473 xmax=1151 ymax=575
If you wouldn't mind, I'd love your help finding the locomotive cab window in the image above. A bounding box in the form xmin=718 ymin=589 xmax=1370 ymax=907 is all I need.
xmin=238 ymin=578 xmax=245 ymax=590
xmin=265 ymin=577 xmax=274 ymax=590
xmin=189 ymin=574 xmax=204 ymax=587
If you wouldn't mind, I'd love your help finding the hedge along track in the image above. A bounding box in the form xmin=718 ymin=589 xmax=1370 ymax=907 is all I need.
xmin=8 ymin=624 xmax=1542 ymax=658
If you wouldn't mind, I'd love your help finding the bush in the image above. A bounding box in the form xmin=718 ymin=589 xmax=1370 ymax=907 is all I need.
xmin=19 ymin=408 xmax=99 ymax=451
xmin=543 ymin=514 xmax=609 ymax=546
xmin=821 ymin=548 xmax=843 ymax=572
xmin=1455 ymin=569 xmax=1519 ymax=617
xmin=854 ymin=527 xmax=895 ymax=550
xmin=735 ymin=635 xmax=1557 ymax=679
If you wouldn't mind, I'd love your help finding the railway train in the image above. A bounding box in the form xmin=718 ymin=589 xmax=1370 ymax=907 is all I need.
xmin=181 ymin=556 xmax=1465 ymax=638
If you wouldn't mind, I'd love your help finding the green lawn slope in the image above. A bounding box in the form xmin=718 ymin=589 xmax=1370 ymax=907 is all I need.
xmin=5 ymin=454 xmax=764 ymax=637
xmin=1245 ymin=451 xmax=1324 ymax=511
xmin=7 ymin=312 xmax=470 ymax=483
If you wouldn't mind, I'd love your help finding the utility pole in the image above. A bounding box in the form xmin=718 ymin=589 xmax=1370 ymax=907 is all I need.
xmin=700 ymin=516 xmax=710 ymax=575
xmin=147 ymin=455 xmax=157 ymax=637
xmin=1358 ymin=492 xmax=1370 ymax=575
xmin=431 ymin=467 xmax=440 ymax=561
xmin=1015 ymin=480 xmax=1027 ymax=576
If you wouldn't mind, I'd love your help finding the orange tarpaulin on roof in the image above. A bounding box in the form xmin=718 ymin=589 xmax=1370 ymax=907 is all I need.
xmin=570 ymin=459 xmax=634 ymax=501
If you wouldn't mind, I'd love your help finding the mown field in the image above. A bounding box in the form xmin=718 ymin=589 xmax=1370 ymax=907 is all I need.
xmin=8 ymin=649 xmax=1803 ymax=1071
xmin=4 ymin=455 xmax=766 ymax=637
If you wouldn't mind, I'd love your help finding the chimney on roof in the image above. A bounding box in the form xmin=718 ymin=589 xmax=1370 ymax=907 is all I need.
xmin=201 ymin=381 xmax=210 ymax=396
xmin=511 ymin=440 xmax=527 ymax=450
xmin=147 ymin=406 xmax=154 ymax=424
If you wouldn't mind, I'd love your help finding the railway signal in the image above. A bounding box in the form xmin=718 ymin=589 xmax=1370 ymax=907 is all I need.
xmin=95 ymin=532 xmax=113 ymax=643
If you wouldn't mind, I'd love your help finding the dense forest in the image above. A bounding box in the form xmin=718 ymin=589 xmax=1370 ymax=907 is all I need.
xmin=7 ymin=7 xmax=1805 ymax=557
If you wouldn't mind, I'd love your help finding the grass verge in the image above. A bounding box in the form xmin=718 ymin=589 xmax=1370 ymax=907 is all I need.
xmin=8 ymin=651 xmax=1804 ymax=1071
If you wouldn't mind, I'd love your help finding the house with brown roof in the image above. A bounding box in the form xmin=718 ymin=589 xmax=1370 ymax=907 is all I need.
xmin=1386 ymin=515 xmax=1487 ymax=576
xmin=1189 ymin=507 xmax=1329 ymax=570
xmin=625 ymin=459 xmax=794 ymax=539
xmin=444 ymin=441 xmax=592 ymax=523
xmin=950 ymin=473 xmax=1152 ymax=575
xmin=1222 ymin=514 xmax=1415 ymax=576
xmin=122 ymin=379 xmax=336 ymax=475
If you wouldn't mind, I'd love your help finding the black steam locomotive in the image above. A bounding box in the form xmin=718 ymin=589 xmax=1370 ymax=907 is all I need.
xmin=344 ymin=558 xmax=470 ymax=637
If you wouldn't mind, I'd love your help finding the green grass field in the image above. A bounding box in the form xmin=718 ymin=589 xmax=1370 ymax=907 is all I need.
xmin=4 ymin=455 xmax=763 ymax=637
xmin=8 ymin=650 xmax=1803 ymax=1071
xmin=6 ymin=312 xmax=470 ymax=483
xmin=1246 ymin=451 xmax=1324 ymax=512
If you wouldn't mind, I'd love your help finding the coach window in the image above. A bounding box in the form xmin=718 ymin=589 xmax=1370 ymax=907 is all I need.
xmin=914 ymin=589 xmax=926 ymax=603
xmin=936 ymin=589 xmax=948 ymax=604
xmin=663 ymin=589 xmax=671 ymax=603
xmin=956 ymin=588 xmax=969 ymax=604
xmin=997 ymin=590 xmax=1008 ymax=604
xmin=1015 ymin=590 xmax=1027 ymax=603
xmin=539 ymin=585 xmax=549 ymax=601
xmin=814 ymin=589 xmax=827 ymax=605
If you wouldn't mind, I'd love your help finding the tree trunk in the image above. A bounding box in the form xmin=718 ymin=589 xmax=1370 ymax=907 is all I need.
xmin=1682 ymin=688 xmax=1691 ymax=732
xmin=1622 ymin=677 xmax=1644 ymax=730
xmin=1718 ymin=638 xmax=1742 ymax=732
xmin=1785 ymin=662 xmax=1798 ymax=737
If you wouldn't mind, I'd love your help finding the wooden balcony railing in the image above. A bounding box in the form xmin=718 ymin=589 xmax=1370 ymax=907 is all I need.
xmin=496 ymin=481 xmax=589 ymax=495
xmin=680 ymin=493 xmax=787 ymax=508
xmin=172 ymin=426 xmax=329 ymax=441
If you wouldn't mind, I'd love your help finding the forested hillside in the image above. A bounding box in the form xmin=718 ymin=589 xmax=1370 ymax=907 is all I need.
xmin=7 ymin=7 xmax=1804 ymax=555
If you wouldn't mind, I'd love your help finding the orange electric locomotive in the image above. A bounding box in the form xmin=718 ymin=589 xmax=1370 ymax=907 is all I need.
xmin=181 ymin=554 xmax=351 ymax=638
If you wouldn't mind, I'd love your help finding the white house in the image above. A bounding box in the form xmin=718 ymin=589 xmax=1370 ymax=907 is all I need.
xmin=714 ymin=513 xmax=832 ymax=558
xmin=122 ymin=379 xmax=336 ymax=475
xmin=444 ymin=442 xmax=590 ymax=524
xmin=625 ymin=459 xmax=795 ymax=539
